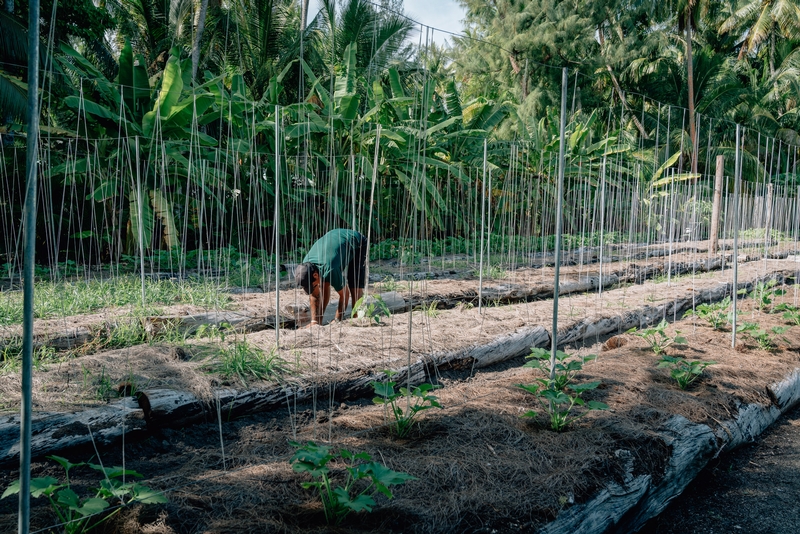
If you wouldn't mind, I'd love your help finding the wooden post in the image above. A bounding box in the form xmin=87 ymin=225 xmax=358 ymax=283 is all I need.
xmin=764 ymin=183 xmax=774 ymax=233
xmin=709 ymin=155 xmax=724 ymax=256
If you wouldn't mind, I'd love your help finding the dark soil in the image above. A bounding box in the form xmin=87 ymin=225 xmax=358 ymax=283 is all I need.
xmin=641 ymin=403 xmax=800 ymax=534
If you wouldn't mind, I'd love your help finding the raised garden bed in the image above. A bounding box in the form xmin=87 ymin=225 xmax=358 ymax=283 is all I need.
xmin=1 ymin=253 xmax=799 ymax=533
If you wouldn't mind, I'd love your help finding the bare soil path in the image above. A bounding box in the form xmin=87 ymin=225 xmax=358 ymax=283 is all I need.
xmin=642 ymin=404 xmax=800 ymax=534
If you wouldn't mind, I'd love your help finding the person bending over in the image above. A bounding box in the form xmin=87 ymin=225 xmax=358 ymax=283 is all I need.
xmin=294 ymin=229 xmax=368 ymax=326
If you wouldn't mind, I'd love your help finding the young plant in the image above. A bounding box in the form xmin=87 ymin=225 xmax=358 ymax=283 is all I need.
xmin=523 ymin=347 xmax=597 ymax=391
xmin=517 ymin=381 xmax=608 ymax=432
xmin=2 ymin=455 xmax=166 ymax=534
xmin=683 ymin=297 xmax=731 ymax=330
xmin=370 ymin=370 xmax=442 ymax=438
xmin=289 ymin=441 xmax=415 ymax=525
xmin=775 ymin=304 xmax=800 ymax=326
xmin=739 ymin=322 xmax=791 ymax=351
xmin=748 ymin=279 xmax=785 ymax=311
xmin=657 ymin=355 xmax=716 ymax=389
xmin=630 ymin=320 xmax=686 ymax=354
xmin=351 ymin=295 xmax=391 ymax=325
xmin=416 ymin=300 xmax=440 ymax=318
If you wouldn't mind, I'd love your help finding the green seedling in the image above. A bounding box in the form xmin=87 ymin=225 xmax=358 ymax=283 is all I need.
xmin=379 ymin=276 xmax=400 ymax=293
xmin=738 ymin=322 xmax=791 ymax=351
xmin=657 ymin=355 xmax=716 ymax=389
xmin=81 ymin=364 xmax=117 ymax=402
xmin=630 ymin=320 xmax=686 ymax=354
xmin=775 ymin=304 xmax=800 ymax=326
xmin=352 ymin=295 xmax=391 ymax=325
xmin=684 ymin=297 xmax=731 ymax=330
xmin=524 ymin=347 xmax=598 ymax=391
xmin=517 ymin=381 xmax=608 ymax=432
xmin=2 ymin=455 xmax=166 ymax=534
xmin=747 ymin=279 xmax=785 ymax=311
xmin=416 ymin=300 xmax=440 ymax=318
xmin=289 ymin=441 xmax=415 ymax=525
xmin=195 ymin=322 xmax=234 ymax=342
xmin=371 ymin=370 xmax=442 ymax=437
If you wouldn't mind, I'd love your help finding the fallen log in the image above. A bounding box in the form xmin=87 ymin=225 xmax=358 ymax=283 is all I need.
xmin=555 ymin=269 xmax=797 ymax=347
xmin=131 ymin=325 xmax=550 ymax=430
xmin=541 ymin=366 xmax=800 ymax=534
xmin=142 ymin=310 xmax=257 ymax=337
xmin=0 ymin=398 xmax=146 ymax=466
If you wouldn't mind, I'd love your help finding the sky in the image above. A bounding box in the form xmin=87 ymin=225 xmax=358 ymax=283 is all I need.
xmin=308 ymin=0 xmax=467 ymax=47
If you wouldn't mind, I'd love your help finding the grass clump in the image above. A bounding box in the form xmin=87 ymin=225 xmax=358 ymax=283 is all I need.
xmin=205 ymin=340 xmax=288 ymax=386
xmin=0 ymin=275 xmax=233 ymax=325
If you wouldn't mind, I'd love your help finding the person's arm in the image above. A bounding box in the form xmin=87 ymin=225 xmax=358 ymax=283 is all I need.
xmin=335 ymin=286 xmax=349 ymax=321
xmin=318 ymin=281 xmax=331 ymax=324
xmin=307 ymin=281 xmax=331 ymax=326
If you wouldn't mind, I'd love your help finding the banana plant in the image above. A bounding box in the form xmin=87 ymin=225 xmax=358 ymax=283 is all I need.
xmin=52 ymin=42 xmax=252 ymax=257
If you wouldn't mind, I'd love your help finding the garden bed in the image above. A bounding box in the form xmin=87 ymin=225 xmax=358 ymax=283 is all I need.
xmin=1 ymin=253 xmax=800 ymax=533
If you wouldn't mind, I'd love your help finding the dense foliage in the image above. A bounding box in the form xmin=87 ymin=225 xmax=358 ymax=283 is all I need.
xmin=1 ymin=0 xmax=799 ymax=270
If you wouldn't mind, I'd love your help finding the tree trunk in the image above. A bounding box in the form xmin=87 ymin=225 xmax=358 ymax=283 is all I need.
xmin=597 ymin=27 xmax=648 ymax=139
xmin=685 ymin=14 xmax=698 ymax=176
xmin=769 ymin=32 xmax=775 ymax=77
xmin=4 ymin=0 xmax=12 ymax=14
xmin=709 ymin=155 xmax=724 ymax=256
xmin=191 ymin=0 xmax=210 ymax=81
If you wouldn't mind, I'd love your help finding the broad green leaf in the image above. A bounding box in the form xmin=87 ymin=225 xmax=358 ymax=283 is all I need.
xmin=56 ymin=488 xmax=81 ymax=510
xmin=129 ymin=189 xmax=154 ymax=251
xmin=88 ymin=180 xmax=118 ymax=201
xmin=77 ymin=497 xmax=110 ymax=516
xmin=336 ymin=488 xmax=374 ymax=512
xmin=132 ymin=485 xmax=168 ymax=504
xmin=142 ymin=52 xmax=184 ymax=136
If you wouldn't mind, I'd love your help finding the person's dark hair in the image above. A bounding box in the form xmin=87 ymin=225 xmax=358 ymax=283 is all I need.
xmin=295 ymin=263 xmax=318 ymax=294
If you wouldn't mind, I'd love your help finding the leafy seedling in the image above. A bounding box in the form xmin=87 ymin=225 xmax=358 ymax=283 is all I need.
xmin=683 ymin=297 xmax=731 ymax=330
xmin=371 ymin=370 xmax=442 ymax=437
xmin=2 ymin=455 xmax=166 ymax=534
xmin=352 ymin=295 xmax=391 ymax=325
xmin=738 ymin=322 xmax=791 ymax=351
xmin=775 ymin=304 xmax=800 ymax=326
xmin=657 ymin=355 xmax=716 ymax=389
xmin=524 ymin=347 xmax=597 ymax=391
xmin=289 ymin=441 xmax=415 ymax=525
xmin=630 ymin=320 xmax=686 ymax=354
xmin=517 ymin=381 xmax=608 ymax=432
xmin=747 ymin=279 xmax=785 ymax=311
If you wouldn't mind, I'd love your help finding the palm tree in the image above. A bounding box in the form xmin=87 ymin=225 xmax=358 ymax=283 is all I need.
xmin=312 ymin=0 xmax=413 ymax=80
xmin=720 ymin=0 xmax=800 ymax=75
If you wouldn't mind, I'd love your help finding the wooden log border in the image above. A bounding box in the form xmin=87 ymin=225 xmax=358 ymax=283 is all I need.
xmin=540 ymin=368 xmax=800 ymax=534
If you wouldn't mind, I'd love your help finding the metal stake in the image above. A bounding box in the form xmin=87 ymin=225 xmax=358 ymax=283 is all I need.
xmin=551 ymin=67 xmax=568 ymax=380
xmin=20 ymin=0 xmax=41 ymax=531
